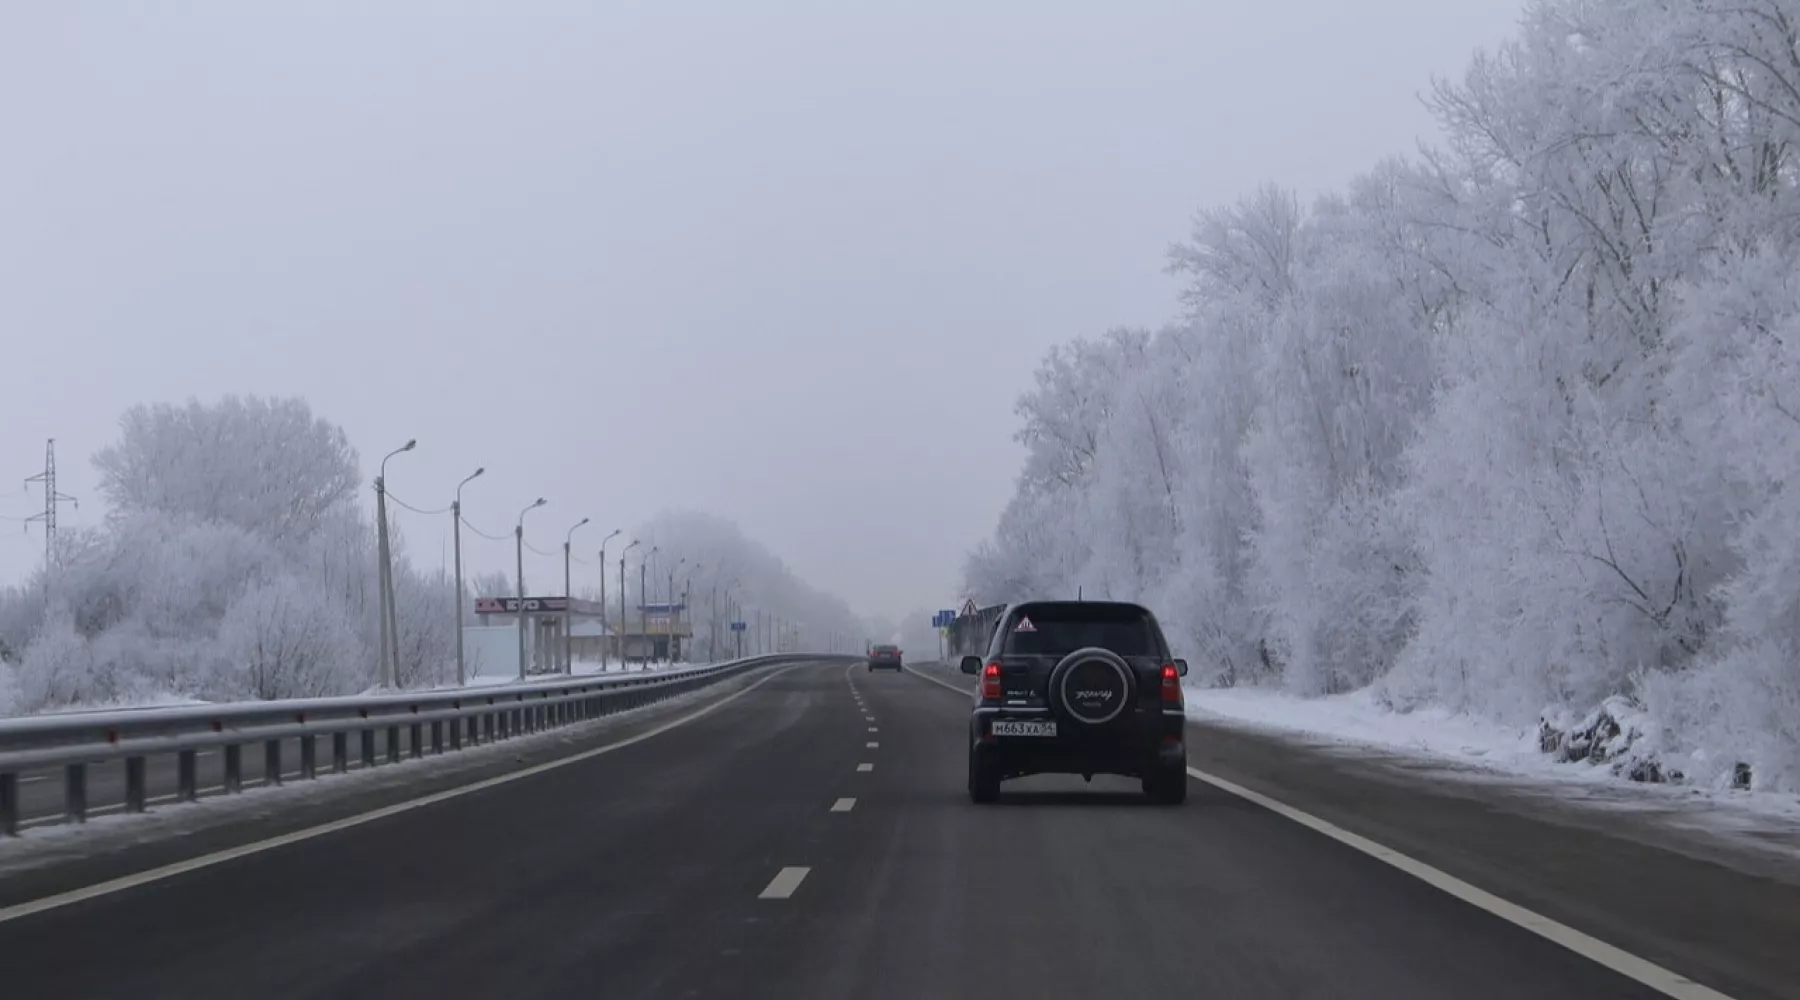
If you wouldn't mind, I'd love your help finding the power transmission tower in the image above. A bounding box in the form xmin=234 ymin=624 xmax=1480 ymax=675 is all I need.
xmin=23 ymin=438 xmax=78 ymax=578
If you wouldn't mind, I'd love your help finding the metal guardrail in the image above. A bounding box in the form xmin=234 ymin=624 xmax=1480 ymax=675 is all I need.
xmin=0 ymin=654 xmax=838 ymax=835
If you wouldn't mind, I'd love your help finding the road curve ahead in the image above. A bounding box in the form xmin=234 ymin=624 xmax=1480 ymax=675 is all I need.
xmin=0 ymin=658 xmax=1768 ymax=999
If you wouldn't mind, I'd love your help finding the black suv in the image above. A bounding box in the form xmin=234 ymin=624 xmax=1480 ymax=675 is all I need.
xmin=960 ymin=600 xmax=1189 ymax=804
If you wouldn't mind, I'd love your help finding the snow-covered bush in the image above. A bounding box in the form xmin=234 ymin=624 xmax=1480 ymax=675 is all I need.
xmin=215 ymin=573 xmax=366 ymax=700
xmin=12 ymin=612 xmax=95 ymax=713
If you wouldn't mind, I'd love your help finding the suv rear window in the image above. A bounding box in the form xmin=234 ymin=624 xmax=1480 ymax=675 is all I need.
xmin=871 ymin=645 xmax=898 ymax=654
xmin=1000 ymin=604 xmax=1161 ymax=657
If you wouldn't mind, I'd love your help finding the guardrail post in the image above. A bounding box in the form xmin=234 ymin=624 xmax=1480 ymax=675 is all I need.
xmin=431 ymin=720 xmax=444 ymax=754
xmin=301 ymin=735 xmax=317 ymax=780
xmin=264 ymin=739 xmax=282 ymax=786
xmin=66 ymin=763 xmax=88 ymax=822
xmin=178 ymin=750 xmax=198 ymax=801
xmin=1 ymin=773 xmax=19 ymax=836
xmin=485 ymin=713 xmax=497 ymax=742
xmin=387 ymin=726 xmax=402 ymax=764
xmin=451 ymin=717 xmax=464 ymax=751
xmin=223 ymin=744 xmax=242 ymax=793
xmin=334 ymin=732 xmax=350 ymax=773
xmin=125 ymin=756 xmax=147 ymax=812
xmin=361 ymin=729 xmax=376 ymax=768
xmin=409 ymin=722 xmax=424 ymax=759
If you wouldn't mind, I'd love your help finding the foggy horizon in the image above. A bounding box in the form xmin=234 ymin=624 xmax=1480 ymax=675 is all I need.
xmin=2 ymin=2 xmax=1525 ymax=621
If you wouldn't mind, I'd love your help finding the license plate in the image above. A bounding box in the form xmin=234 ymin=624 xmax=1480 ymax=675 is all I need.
xmin=991 ymin=719 xmax=1057 ymax=737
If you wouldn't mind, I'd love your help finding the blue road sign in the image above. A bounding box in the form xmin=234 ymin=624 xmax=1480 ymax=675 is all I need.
xmin=730 ymin=621 xmax=747 ymax=632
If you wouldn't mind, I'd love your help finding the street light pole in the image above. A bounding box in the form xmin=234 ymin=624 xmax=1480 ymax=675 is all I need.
xmin=452 ymin=467 xmax=484 ymax=687
xmin=668 ymin=557 xmax=685 ymax=663
xmin=620 ymin=539 xmax=639 ymax=668
xmin=597 ymin=529 xmax=620 ymax=669
xmin=681 ymin=565 xmax=697 ymax=663
xmin=515 ymin=497 xmax=546 ymax=681
xmin=563 ymin=517 xmax=589 ymax=674
xmin=375 ymin=439 xmax=416 ymax=688
xmin=642 ymin=546 xmax=657 ymax=666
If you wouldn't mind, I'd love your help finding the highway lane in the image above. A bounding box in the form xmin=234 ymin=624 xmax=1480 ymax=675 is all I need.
xmin=0 ymin=658 xmax=1785 ymax=998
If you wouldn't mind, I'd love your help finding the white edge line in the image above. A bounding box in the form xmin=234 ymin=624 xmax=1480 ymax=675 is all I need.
xmin=1184 ymin=767 xmax=1735 ymax=1000
xmin=0 ymin=663 xmax=803 ymax=927
xmin=902 ymin=662 xmax=1734 ymax=1000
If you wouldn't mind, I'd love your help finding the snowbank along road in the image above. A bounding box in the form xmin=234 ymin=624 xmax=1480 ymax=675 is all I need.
xmin=0 ymin=656 xmax=1796 ymax=1000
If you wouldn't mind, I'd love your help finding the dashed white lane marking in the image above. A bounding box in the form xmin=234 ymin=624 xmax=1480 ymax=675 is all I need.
xmin=856 ymin=762 xmax=873 ymax=772
xmin=868 ymin=726 xmax=878 ymax=733
xmin=759 ymin=866 xmax=810 ymax=899
xmin=866 ymin=741 xmax=879 ymax=748
xmin=895 ymin=661 xmax=1737 ymax=1000
xmin=0 ymin=663 xmax=805 ymax=926
xmin=830 ymin=797 xmax=856 ymax=813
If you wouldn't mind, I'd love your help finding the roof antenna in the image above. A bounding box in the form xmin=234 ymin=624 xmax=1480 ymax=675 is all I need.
xmin=1077 ymin=585 xmax=1083 ymax=601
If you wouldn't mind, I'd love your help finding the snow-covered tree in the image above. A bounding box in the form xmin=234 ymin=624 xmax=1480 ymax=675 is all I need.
xmin=93 ymin=395 xmax=359 ymax=544
xmin=969 ymin=0 xmax=1800 ymax=789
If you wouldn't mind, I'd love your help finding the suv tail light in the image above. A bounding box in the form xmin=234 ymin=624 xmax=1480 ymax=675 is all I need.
xmin=1161 ymin=664 xmax=1183 ymax=706
xmin=981 ymin=662 xmax=1003 ymax=700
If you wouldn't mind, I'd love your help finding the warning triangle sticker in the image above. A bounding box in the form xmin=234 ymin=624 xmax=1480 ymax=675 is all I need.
xmin=1013 ymin=616 xmax=1037 ymax=633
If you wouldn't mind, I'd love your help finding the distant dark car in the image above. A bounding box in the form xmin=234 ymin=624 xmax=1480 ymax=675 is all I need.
xmin=867 ymin=645 xmax=903 ymax=671
xmin=961 ymin=600 xmax=1188 ymax=804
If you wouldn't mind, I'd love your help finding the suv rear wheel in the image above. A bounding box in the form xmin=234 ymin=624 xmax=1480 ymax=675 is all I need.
xmin=1142 ymin=763 xmax=1188 ymax=805
xmin=968 ymin=749 xmax=1000 ymax=804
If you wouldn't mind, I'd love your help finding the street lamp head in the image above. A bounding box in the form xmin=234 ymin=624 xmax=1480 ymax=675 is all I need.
xmin=625 ymin=539 xmax=640 ymax=551
xmin=402 ymin=439 xmax=417 ymax=452
xmin=604 ymin=528 xmax=622 ymax=543
xmin=471 ymin=466 xmax=485 ymax=479
xmin=532 ymin=497 xmax=546 ymax=509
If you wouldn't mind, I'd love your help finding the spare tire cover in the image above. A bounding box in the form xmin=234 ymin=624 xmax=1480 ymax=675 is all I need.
xmin=1049 ymin=647 xmax=1134 ymax=726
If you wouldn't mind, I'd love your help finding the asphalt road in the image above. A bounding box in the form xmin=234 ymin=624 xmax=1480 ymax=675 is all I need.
xmin=0 ymin=659 xmax=1790 ymax=999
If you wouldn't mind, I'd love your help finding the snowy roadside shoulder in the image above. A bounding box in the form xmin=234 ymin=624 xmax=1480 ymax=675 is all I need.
xmin=1185 ymin=685 xmax=1800 ymax=857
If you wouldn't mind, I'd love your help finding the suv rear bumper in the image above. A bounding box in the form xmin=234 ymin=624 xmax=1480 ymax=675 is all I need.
xmin=971 ymin=709 xmax=1186 ymax=780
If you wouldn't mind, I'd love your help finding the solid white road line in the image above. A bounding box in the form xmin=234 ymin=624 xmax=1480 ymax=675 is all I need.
xmin=830 ymin=797 xmax=856 ymax=813
xmin=901 ymin=660 xmax=1735 ymax=1000
xmin=0 ymin=663 xmax=803 ymax=927
xmin=1184 ymin=767 xmax=1734 ymax=1000
xmin=856 ymin=763 xmax=873 ymax=772
xmin=759 ymin=866 xmax=810 ymax=899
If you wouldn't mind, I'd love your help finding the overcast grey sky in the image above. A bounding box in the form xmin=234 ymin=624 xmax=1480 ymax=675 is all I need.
xmin=1 ymin=1 xmax=1522 ymax=620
